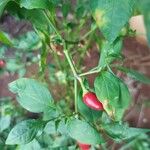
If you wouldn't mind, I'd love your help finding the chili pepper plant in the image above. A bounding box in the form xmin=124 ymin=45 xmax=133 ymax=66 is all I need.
xmin=0 ymin=0 xmax=150 ymax=150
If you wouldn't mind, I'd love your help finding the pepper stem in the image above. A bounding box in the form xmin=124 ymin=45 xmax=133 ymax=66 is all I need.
xmin=44 ymin=12 xmax=88 ymax=110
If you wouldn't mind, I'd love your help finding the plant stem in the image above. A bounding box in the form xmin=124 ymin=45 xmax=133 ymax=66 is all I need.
xmin=45 ymin=10 xmax=79 ymax=80
xmin=81 ymin=24 xmax=97 ymax=40
xmin=64 ymin=50 xmax=77 ymax=77
xmin=49 ymin=44 xmax=64 ymax=71
xmin=79 ymin=67 xmax=102 ymax=77
xmin=44 ymin=11 xmax=88 ymax=98
xmin=64 ymin=49 xmax=87 ymax=94
xmin=44 ymin=10 xmax=62 ymax=39
xmin=38 ymin=41 xmax=47 ymax=79
xmin=65 ymin=24 xmax=97 ymax=45
xmin=74 ymin=79 xmax=78 ymax=113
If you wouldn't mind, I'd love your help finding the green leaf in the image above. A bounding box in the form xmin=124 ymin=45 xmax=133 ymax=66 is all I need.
xmin=102 ymin=122 xmax=150 ymax=142
xmin=138 ymin=0 xmax=150 ymax=45
xmin=6 ymin=59 xmax=24 ymax=72
xmin=78 ymin=90 xmax=102 ymax=122
xmin=0 ymin=116 xmax=11 ymax=132
xmin=57 ymin=119 xmax=68 ymax=135
xmin=18 ymin=139 xmax=41 ymax=150
xmin=24 ymin=9 xmax=52 ymax=33
xmin=0 ymin=46 xmax=7 ymax=58
xmin=6 ymin=119 xmax=44 ymax=145
xmin=117 ymin=66 xmax=150 ymax=84
xmin=36 ymin=133 xmax=53 ymax=148
xmin=115 ymin=79 xmax=131 ymax=121
xmin=99 ymin=38 xmax=123 ymax=67
xmin=52 ymin=135 xmax=70 ymax=148
xmin=20 ymin=0 xmax=51 ymax=9
xmin=119 ymin=80 xmax=131 ymax=109
xmin=101 ymin=112 xmax=113 ymax=124
xmin=120 ymin=134 xmax=150 ymax=150
xmin=90 ymin=0 xmax=135 ymax=42
xmin=75 ymin=0 xmax=90 ymax=18
xmin=62 ymin=2 xmax=71 ymax=18
xmin=51 ymin=0 xmax=61 ymax=6
xmin=95 ymin=71 xmax=131 ymax=120
xmin=94 ymin=71 xmax=120 ymax=109
xmin=7 ymin=6 xmax=52 ymax=34
xmin=5 ymin=6 xmax=53 ymax=37
xmin=44 ymin=121 xmax=57 ymax=135
xmin=67 ymin=118 xmax=104 ymax=145
xmin=43 ymin=107 xmax=59 ymax=121
xmin=18 ymin=68 xmax=26 ymax=78
xmin=8 ymin=78 xmax=53 ymax=113
xmin=0 ymin=0 xmax=11 ymax=17
xmin=5 ymin=1 xmax=27 ymax=19
xmin=13 ymin=31 xmax=42 ymax=50
xmin=0 ymin=31 xmax=13 ymax=46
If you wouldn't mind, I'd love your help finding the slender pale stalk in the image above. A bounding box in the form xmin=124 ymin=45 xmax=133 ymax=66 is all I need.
xmin=79 ymin=67 xmax=102 ymax=77
xmin=74 ymin=79 xmax=78 ymax=113
xmin=44 ymin=11 xmax=88 ymax=111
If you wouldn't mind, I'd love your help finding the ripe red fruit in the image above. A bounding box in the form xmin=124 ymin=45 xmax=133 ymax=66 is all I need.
xmin=83 ymin=92 xmax=104 ymax=110
xmin=78 ymin=142 xmax=91 ymax=150
xmin=0 ymin=60 xmax=5 ymax=68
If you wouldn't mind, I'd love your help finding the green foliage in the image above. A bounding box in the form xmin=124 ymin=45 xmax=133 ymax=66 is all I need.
xmin=75 ymin=0 xmax=90 ymax=18
xmin=94 ymin=71 xmax=120 ymax=112
xmin=0 ymin=0 xmax=150 ymax=149
xmin=90 ymin=0 xmax=135 ymax=42
xmin=62 ymin=1 xmax=71 ymax=18
xmin=0 ymin=30 xmax=41 ymax=52
xmin=13 ymin=31 xmax=42 ymax=50
xmin=44 ymin=121 xmax=57 ymax=135
xmin=18 ymin=139 xmax=41 ymax=150
xmin=102 ymin=122 xmax=150 ymax=142
xmin=0 ymin=116 xmax=11 ymax=133
xmin=94 ymin=71 xmax=131 ymax=120
xmin=0 ymin=31 xmax=13 ymax=46
xmin=9 ymin=78 xmax=54 ymax=113
xmin=24 ymin=9 xmax=53 ymax=33
xmin=20 ymin=0 xmax=51 ymax=10
xmin=120 ymin=134 xmax=150 ymax=150
xmin=99 ymin=38 xmax=123 ymax=67
xmin=6 ymin=119 xmax=45 ymax=145
xmin=116 ymin=79 xmax=131 ymax=120
xmin=0 ymin=0 xmax=10 ymax=16
xmin=57 ymin=119 xmax=69 ymax=135
xmin=43 ymin=107 xmax=59 ymax=121
xmin=0 ymin=30 xmax=41 ymax=76
xmin=6 ymin=59 xmax=26 ymax=77
xmin=67 ymin=118 xmax=104 ymax=145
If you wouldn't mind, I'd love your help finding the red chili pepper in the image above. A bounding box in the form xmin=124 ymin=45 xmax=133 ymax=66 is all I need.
xmin=78 ymin=142 xmax=91 ymax=150
xmin=0 ymin=60 xmax=5 ymax=68
xmin=83 ymin=92 xmax=104 ymax=110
